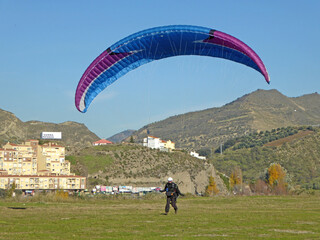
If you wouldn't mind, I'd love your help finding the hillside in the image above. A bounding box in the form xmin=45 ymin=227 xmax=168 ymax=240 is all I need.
xmin=215 ymin=126 xmax=314 ymax=152
xmin=0 ymin=108 xmax=99 ymax=150
xmin=67 ymin=144 xmax=227 ymax=194
xmin=128 ymin=90 xmax=320 ymax=151
xmin=107 ymin=129 xmax=135 ymax=143
xmin=211 ymin=127 xmax=320 ymax=189
xmin=67 ymin=126 xmax=320 ymax=192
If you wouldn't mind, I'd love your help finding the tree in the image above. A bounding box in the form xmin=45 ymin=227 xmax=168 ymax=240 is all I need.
xmin=230 ymin=166 xmax=243 ymax=194
xmin=197 ymin=148 xmax=211 ymax=158
xmin=205 ymin=176 xmax=219 ymax=196
xmin=7 ymin=182 xmax=16 ymax=197
xmin=129 ymin=136 xmax=134 ymax=143
xmin=265 ymin=163 xmax=287 ymax=194
xmin=266 ymin=163 xmax=285 ymax=186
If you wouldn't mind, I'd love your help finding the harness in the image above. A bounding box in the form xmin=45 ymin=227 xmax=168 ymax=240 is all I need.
xmin=166 ymin=182 xmax=177 ymax=197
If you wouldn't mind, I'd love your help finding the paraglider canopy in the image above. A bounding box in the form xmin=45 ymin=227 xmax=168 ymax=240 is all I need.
xmin=75 ymin=25 xmax=269 ymax=113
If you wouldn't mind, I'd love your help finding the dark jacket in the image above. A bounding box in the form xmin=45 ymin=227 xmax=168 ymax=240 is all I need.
xmin=161 ymin=182 xmax=183 ymax=197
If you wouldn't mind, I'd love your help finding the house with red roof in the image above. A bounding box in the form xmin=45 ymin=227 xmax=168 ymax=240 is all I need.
xmin=93 ymin=139 xmax=113 ymax=146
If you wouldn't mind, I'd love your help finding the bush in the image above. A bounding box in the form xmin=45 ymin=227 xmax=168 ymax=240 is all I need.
xmin=218 ymin=173 xmax=230 ymax=190
xmin=197 ymin=148 xmax=211 ymax=158
xmin=250 ymin=179 xmax=269 ymax=195
xmin=205 ymin=176 xmax=219 ymax=196
xmin=0 ymin=189 xmax=6 ymax=198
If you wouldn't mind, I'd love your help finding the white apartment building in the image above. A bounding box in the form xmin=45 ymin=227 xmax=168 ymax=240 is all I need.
xmin=143 ymin=136 xmax=175 ymax=152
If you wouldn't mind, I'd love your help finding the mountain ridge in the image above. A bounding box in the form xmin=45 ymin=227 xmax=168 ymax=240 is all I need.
xmin=0 ymin=108 xmax=99 ymax=150
xmin=1 ymin=89 xmax=319 ymax=152
xmin=127 ymin=89 xmax=320 ymax=151
xmin=107 ymin=130 xmax=136 ymax=143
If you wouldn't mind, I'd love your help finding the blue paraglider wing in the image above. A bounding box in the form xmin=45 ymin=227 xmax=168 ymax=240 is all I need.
xmin=76 ymin=25 xmax=269 ymax=112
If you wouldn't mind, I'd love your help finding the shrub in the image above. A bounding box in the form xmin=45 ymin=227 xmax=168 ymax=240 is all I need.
xmin=250 ymin=179 xmax=269 ymax=195
xmin=218 ymin=173 xmax=230 ymax=190
xmin=55 ymin=190 xmax=69 ymax=200
xmin=0 ymin=189 xmax=6 ymax=198
xmin=205 ymin=176 xmax=219 ymax=196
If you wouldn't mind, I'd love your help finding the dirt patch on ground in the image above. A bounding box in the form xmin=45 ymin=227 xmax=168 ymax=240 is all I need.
xmin=273 ymin=229 xmax=315 ymax=234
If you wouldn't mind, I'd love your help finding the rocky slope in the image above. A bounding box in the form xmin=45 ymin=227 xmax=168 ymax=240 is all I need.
xmin=69 ymin=144 xmax=228 ymax=195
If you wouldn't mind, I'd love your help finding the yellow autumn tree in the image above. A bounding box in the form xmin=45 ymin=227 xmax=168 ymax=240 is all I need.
xmin=266 ymin=163 xmax=287 ymax=194
xmin=267 ymin=163 xmax=286 ymax=186
xmin=205 ymin=176 xmax=219 ymax=196
xmin=230 ymin=166 xmax=242 ymax=191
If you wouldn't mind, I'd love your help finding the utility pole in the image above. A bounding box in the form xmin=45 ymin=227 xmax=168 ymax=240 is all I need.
xmin=220 ymin=143 xmax=223 ymax=155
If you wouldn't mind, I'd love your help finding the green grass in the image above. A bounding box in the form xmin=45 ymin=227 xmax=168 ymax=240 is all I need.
xmin=66 ymin=154 xmax=114 ymax=174
xmin=78 ymin=155 xmax=113 ymax=174
xmin=0 ymin=195 xmax=319 ymax=239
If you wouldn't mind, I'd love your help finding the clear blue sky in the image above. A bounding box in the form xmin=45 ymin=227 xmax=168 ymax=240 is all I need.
xmin=1 ymin=1 xmax=319 ymax=138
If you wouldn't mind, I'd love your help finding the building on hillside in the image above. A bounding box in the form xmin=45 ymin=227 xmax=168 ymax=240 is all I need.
xmin=143 ymin=136 xmax=161 ymax=149
xmin=0 ymin=140 xmax=86 ymax=191
xmin=190 ymin=151 xmax=206 ymax=160
xmin=92 ymin=139 xmax=113 ymax=146
xmin=163 ymin=140 xmax=175 ymax=151
xmin=143 ymin=136 xmax=175 ymax=152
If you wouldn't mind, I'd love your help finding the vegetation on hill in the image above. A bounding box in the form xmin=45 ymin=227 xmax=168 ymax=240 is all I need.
xmin=215 ymin=126 xmax=315 ymax=153
xmin=211 ymin=126 xmax=320 ymax=190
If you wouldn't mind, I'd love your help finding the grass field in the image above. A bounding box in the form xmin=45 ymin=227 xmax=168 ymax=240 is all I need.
xmin=0 ymin=195 xmax=319 ymax=239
